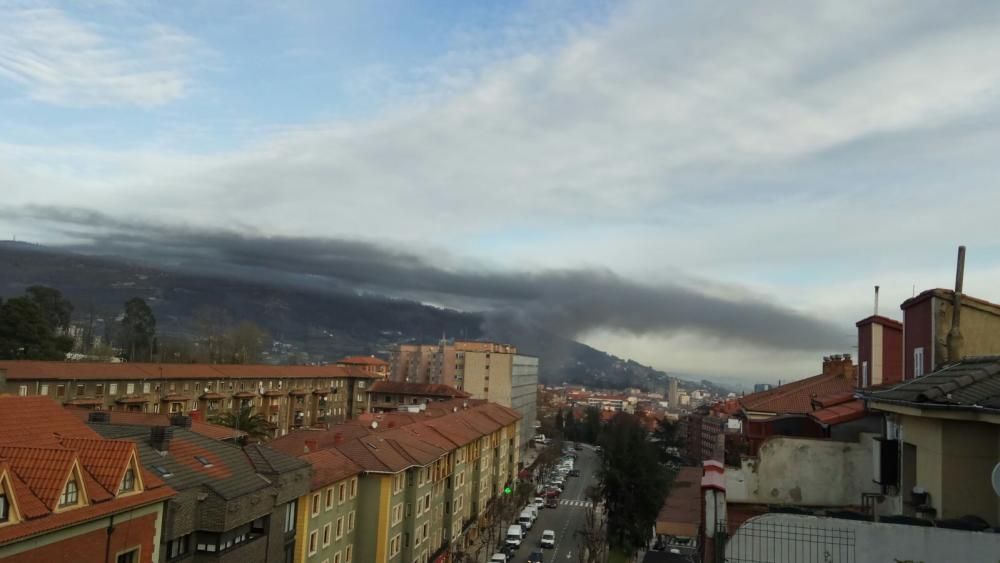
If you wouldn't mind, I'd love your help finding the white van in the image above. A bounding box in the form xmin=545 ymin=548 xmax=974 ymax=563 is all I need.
xmin=526 ymin=504 xmax=539 ymax=520
xmin=518 ymin=508 xmax=534 ymax=530
xmin=505 ymin=525 xmax=523 ymax=547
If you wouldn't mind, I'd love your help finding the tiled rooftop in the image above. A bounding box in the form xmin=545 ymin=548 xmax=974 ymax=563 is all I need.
xmin=864 ymin=356 xmax=1000 ymax=411
xmin=740 ymin=369 xmax=855 ymax=415
xmin=370 ymin=380 xmax=471 ymax=399
xmin=64 ymin=407 xmax=246 ymax=441
xmin=0 ymin=361 xmax=380 ymax=381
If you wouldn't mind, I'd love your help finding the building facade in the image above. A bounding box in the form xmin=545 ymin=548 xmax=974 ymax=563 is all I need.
xmin=0 ymin=396 xmax=175 ymax=563
xmin=0 ymin=362 xmax=377 ymax=437
xmin=367 ymin=381 xmax=471 ymax=413
xmin=336 ymin=357 xmax=390 ymax=379
xmin=270 ymin=401 xmax=522 ymax=563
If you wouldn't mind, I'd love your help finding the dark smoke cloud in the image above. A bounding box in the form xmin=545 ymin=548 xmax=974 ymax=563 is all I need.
xmin=2 ymin=205 xmax=845 ymax=351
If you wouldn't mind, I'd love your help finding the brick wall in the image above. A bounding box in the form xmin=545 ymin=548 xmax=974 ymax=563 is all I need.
xmin=3 ymin=510 xmax=159 ymax=563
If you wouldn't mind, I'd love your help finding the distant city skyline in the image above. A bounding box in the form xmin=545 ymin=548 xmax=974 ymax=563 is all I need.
xmin=4 ymin=1 xmax=1000 ymax=382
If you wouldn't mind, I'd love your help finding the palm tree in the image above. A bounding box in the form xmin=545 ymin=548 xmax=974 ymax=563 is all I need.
xmin=209 ymin=406 xmax=275 ymax=442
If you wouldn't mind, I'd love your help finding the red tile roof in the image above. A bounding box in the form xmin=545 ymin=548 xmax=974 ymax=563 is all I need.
xmin=0 ymin=396 xmax=174 ymax=547
xmin=808 ymin=400 xmax=866 ymax=427
xmin=301 ymin=449 xmax=363 ymax=489
xmin=655 ymin=467 xmax=702 ymax=537
xmin=0 ymin=361 xmax=380 ymax=381
xmin=370 ymin=380 xmax=471 ymax=399
xmin=337 ymin=356 xmax=389 ymax=367
xmin=64 ymin=407 xmax=246 ymax=441
xmin=739 ymin=371 xmax=855 ymax=415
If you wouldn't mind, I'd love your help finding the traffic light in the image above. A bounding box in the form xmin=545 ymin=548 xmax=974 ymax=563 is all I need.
xmin=503 ymin=486 xmax=512 ymax=495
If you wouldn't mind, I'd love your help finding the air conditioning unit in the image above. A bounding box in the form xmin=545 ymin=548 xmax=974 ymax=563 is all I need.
xmin=873 ymin=437 xmax=899 ymax=486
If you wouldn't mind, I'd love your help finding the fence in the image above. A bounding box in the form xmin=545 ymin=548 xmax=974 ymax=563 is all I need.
xmin=717 ymin=518 xmax=856 ymax=563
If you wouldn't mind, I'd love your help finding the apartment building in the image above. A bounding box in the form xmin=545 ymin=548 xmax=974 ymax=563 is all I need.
xmin=0 ymin=362 xmax=377 ymax=436
xmin=336 ymin=356 xmax=390 ymax=379
xmin=367 ymin=381 xmax=471 ymax=413
xmin=387 ymin=342 xmax=537 ymax=452
xmin=0 ymin=396 xmax=175 ymax=563
xmin=87 ymin=413 xmax=311 ymax=563
xmin=269 ymin=400 xmax=522 ymax=563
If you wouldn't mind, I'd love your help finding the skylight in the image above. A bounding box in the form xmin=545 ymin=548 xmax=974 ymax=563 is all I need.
xmin=195 ymin=455 xmax=214 ymax=468
xmin=153 ymin=465 xmax=173 ymax=478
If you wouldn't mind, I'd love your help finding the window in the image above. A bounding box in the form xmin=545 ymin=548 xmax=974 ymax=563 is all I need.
xmin=166 ymin=534 xmax=189 ymax=558
xmin=347 ymin=510 xmax=355 ymax=532
xmin=346 ymin=545 xmax=353 ymax=563
xmin=336 ymin=516 xmax=344 ymax=539
xmin=284 ymin=500 xmax=297 ymax=533
xmin=0 ymin=492 xmax=9 ymax=522
xmin=914 ymin=347 xmax=925 ymax=378
xmin=423 ymin=493 xmax=430 ymax=511
xmin=120 ymin=467 xmax=136 ymax=493
xmin=153 ymin=465 xmax=172 ymax=478
xmin=334 ymin=551 xmax=342 ymax=563
xmin=326 ymin=487 xmax=334 ymax=510
xmin=393 ymin=473 xmax=405 ymax=494
xmin=17 ymin=385 xmax=26 ymax=397
xmin=391 ymin=503 xmax=403 ymax=525
xmin=338 ymin=482 xmax=346 ymax=503
xmin=312 ymin=493 xmax=321 ymax=517
xmin=59 ymin=478 xmax=79 ymax=507
xmin=95 ymin=384 xmax=104 ymax=396
xmin=195 ymin=455 xmax=213 ymax=468
xmin=322 ymin=523 xmax=332 ymax=547
xmin=861 ymin=361 xmax=869 ymax=387
xmin=116 ymin=549 xmax=139 ymax=563
xmin=76 ymin=384 xmax=85 ymax=396
xmin=143 ymin=382 xmax=150 ymax=393
xmin=416 ymin=497 xmax=423 ymax=515
xmin=389 ymin=534 xmax=401 ymax=558
xmin=40 ymin=384 xmax=49 ymax=395
xmin=350 ymin=477 xmax=357 ymax=498
xmin=308 ymin=530 xmax=318 ymax=555
xmin=126 ymin=383 xmax=135 ymax=394
xmin=108 ymin=383 xmax=116 ymax=395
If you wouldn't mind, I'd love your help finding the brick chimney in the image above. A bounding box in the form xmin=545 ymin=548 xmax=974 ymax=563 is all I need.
xmin=304 ymin=439 xmax=317 ymax=453
xmin=150 ymin=426 xmax=174 ymax=453
xmin=170 ymin=414 xmax=193 ymax=428
xmin=822 ymin=354 xmax=855 ymax=379
xmin=88 ymin=411 xmax=111 ymax=424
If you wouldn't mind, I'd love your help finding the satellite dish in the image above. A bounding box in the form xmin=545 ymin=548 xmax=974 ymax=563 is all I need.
xmin=991 ymin=462 xmax=1000 ymax=496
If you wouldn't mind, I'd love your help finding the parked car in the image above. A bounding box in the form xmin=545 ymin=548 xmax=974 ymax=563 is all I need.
xmin=574 ymin=442 xmax=583 ymax=450
xmin=491 ymin=553 xmax=508 ymax=563
xmin=541 ymin=530 xmax=556 ymax=549
xmin=528 ymin=551 xmax=544 ymax=563
xmin=534 ymin=496 xmax=545 ymax=509
xmin=569 ymin=468 xmax=580 ymax=477
xmin=545 ymin=495 xmax=558 ymax=508
xmin=505 ymin=525 xmax=523 ymax=548
xmin=519 ymin=508 xmax=534 ymax=531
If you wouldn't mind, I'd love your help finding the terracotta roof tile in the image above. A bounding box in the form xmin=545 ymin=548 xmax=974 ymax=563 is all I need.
xmin=301 ymin=449 xmax=363 ymax=489
xmin=0 ymin=361 xmax=379 ymax=381
xmin=0 ymin=446 xmax=77 ymax=509
xmin=337 ymin=356 xmax=389 ymax=367
xmin=370 ymin=380 xmax=471 ymax=399
xmin=740 ymin=371 xmax=855 ymax=415
xmin=0 ymin=397 xmax=101 ymax=446
xmin=808 ymin=400 xmax=867 ymax=426
xmin=64 ymin=407 xmax=246 ymax=441
xmin=57 ymin=437 xmax=134 ymax=494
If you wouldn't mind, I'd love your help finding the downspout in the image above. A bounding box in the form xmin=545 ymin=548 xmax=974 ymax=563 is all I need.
xmin=946 ymin=245 xmax=966 ymax=364
xmin=105 ymin=513 xmax=115 ymax=563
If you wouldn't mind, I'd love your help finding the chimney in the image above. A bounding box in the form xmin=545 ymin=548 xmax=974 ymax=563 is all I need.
xmin=947 ymin=245 xmax=966 ymax=364
xmin=304 ymin=439 xmax=317 ymax=453
xmin=88 ymin=411 xmax=111 ymax=424
xmin=170 ymin=414 xmax=193 ymax=428
xmin=150 ymin=426 xmax=174 ymax=453
xmin=822 ymin=354 xmax=854 ymax=378
xmin=874 ymin=285 xmax=880 ymax=316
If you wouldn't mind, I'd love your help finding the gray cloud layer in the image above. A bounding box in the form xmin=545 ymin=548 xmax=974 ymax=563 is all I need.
xmin=4 ymin=205 xmax=844 ymax=351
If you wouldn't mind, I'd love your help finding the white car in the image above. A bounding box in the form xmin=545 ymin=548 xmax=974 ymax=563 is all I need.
xmin=491 ymin=554 xmax=508 ymax=563
xmin=506 ymin=524 xmax=524 ymax=547
xmin=540 ymin=530 xmax=556 ymax=549
xmin=534 ymin=496 xmax=545 ymax=509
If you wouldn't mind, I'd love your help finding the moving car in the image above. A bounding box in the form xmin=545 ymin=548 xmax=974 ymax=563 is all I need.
xmin=574 ymin=442 xmax=583 ymax=450
xmin=545 ymin=495 xmax=558 ymax=508
xmin=540 ymin=530 xmax=556 ymax=549
xmin=490 ymin=553 xmax=508 ymax=563
xmin=528 ymin=551 xmax=544 ymax=563
xmin=569 ymin=468 xmax=580 ymax=477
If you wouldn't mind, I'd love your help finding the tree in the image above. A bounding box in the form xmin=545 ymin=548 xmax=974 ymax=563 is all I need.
xmin=577 ymin=485 xmax=608 ymax=563
xmin=598 ymin=413 xmax=669 ymax=557
xmin=0 ymin=296 xmax=74 ymax=359
xmin=554 ymin=409 xmax=564 ymax=435
xmin=224 ymin=321 xmax=269 ymax=364
xmin=582 ymin=406 xmax=602 ymax=444
xmin=209 ymin=406 xmax=276 ymax=442
xmin=25 ymin=286 xmax=74 ymax=332
xmin=121 ymin=298 xmax=156 ymax=362
xmin=652 ymin=417 xmax=682 ymax=463
xmin=565 ymin=409 xmax=577 ymax=441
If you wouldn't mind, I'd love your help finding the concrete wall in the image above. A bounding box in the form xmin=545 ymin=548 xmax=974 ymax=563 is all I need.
xmin=935 ymin=294 xmax=1000 ymax=367
xmin=940 ymin=419 xmax=999 ymax=522
xmin=726 ymin=513 xmax=1000 ymax=563
xmin=511 ymin=355 xmax=538 ymax=453
xmin=726 ymin=435 xmax=881 ymax=506
xmin=900 ymin=414 xmax=943 ymax=516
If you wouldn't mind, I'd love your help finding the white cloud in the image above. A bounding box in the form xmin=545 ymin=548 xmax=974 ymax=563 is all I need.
xmin=0 ymin=6 xmax=206 ymax=106
xmin=4 ymin=0 xmax=1000 ymax=382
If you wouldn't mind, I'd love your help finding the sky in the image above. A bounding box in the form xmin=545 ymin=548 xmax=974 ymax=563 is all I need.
xmin=4 ymin=0 xmax=1000 ymax=387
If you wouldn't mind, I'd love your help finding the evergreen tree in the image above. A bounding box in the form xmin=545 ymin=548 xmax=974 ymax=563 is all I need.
xmin=565 ymin=408 xmax=577 ymax=441
xmin=554 ymin=408 xmax=564 ymax=434
xmin=121 ymin=297 xmax=156 ymax=362
xmin=598 ymin=413 xmax=669 ymax=557
xmin=0 ymin=294 xmax=74 ymax=360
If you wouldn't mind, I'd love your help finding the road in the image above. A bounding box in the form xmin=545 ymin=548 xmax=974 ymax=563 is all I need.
xmin=506 ymin=445 xmax=600 ymax=563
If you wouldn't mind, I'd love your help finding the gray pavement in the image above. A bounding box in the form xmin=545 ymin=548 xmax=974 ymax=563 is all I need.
xmin=504 ymin=445 xmax=600 ymax=563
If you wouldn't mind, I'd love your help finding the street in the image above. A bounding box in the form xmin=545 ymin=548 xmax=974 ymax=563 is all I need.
xmin=506 ymin=445 xmax=600 ymax=563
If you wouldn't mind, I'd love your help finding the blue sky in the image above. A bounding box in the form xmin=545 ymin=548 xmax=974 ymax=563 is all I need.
xmin=4 ymin=0 xmax=1000 ymax=384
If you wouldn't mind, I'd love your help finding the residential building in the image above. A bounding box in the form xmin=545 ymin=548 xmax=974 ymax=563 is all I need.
xmin=752 ymin=383 xmax=772 ymax=393
xmin=736 ymin=355 xmax=857 ymax=453
xmin=0 ymin=362 xmax=377 ymax=436
xmin=65 ymin=408 xmax=248 ymax=442
xmin=388 ymin=343 xmax=456 ymax=387
xmin=900 ymin=288 xmax=1000 ymax=380
xmin=269 ymin=400 xmax=522 ymax=563
xmin=336 ymin=356 xmax=390 ymax=379
xmin=855 ymin=315 xmax=903 ymax=387
xmin=863 ymin=356 xmax=1000 ymax=525
xmin=87 ymin=413 xmax=311 ymax=563
xmin=455 ymin=343 xmax=537 ymax=453
xmin=367 ymin=381 xmax=471 ymax=413
xmin=291 ymin=449 xmax=362 ymax=563
xmin=0 ymin=396 xmax=175 ymax=563
xmin=667 ymin=379 xmax=679 ymax=409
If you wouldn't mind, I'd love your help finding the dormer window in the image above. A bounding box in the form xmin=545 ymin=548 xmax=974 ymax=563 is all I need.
xmin=60 ymin=478 xmax=79 ymax=507
xmin=120 ymin=468 xmax=136 ymax=493
xmin=0 ymin=491 xmax=9 ymax=523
